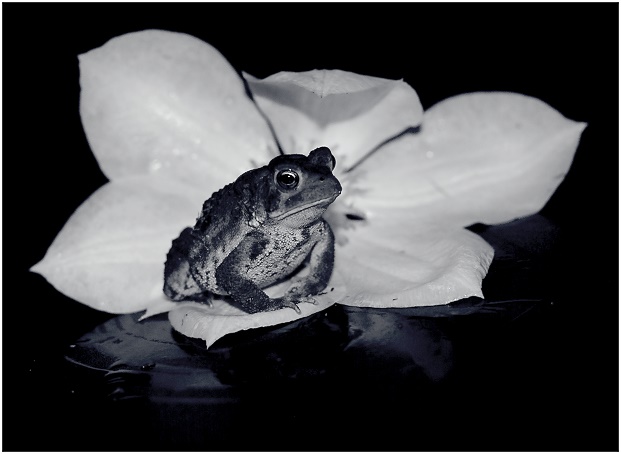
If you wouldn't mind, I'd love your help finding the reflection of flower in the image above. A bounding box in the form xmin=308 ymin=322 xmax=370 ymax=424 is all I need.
xmin=31 ymin=30 xmax=585 ymax=348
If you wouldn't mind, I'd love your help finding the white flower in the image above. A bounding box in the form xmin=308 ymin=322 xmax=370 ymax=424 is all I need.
xmin=31 ymin=30 xmax=585 ymax=348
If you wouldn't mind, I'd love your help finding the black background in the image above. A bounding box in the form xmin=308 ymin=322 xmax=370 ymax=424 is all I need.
xmin=3 ymin=2 xmax=619 ymax=451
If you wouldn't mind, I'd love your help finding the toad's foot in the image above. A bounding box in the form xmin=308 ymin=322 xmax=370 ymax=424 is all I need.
xmin=279 ymin=295 xmax=318 ymax=314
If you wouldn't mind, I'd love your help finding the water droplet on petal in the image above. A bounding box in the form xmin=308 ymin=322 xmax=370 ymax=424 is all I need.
xmin=425 ymin=150 xmax=435 ymax=159
xmin=149 ymin=159 xmax=162 ymax=172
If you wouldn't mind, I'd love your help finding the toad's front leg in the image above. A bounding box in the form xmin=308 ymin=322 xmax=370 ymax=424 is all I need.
xmin=282 ymin=221 xmax=335 ymax=306
xmin=215 ymin=233 xmax=301 ymax=314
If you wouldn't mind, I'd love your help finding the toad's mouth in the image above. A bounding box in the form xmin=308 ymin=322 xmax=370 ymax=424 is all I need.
xmin=269 ymin=195 xmax=339 ymax=221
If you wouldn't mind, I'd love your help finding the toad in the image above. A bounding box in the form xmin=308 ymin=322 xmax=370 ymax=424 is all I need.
xmin=163 ymin=146 xmax=342 ymax=314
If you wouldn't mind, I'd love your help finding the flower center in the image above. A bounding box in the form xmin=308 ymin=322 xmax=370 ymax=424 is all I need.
xmin=323 ymin=198 xmax=367 ymax=246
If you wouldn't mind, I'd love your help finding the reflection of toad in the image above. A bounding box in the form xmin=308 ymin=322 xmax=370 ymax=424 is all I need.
xmin=164 ymin=147 xmax=342 ymax=314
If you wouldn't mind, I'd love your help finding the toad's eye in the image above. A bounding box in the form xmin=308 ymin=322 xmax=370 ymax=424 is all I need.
xmin=276 ymin=169 xmax=299 ymax=189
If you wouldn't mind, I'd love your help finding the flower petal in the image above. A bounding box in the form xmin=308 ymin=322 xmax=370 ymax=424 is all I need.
xmin=245 ymin=70 xmax=423 ymax=169
xmin=79 ymin=30 xmax=277 ymax=191
xmin=345 ymin=92 xmax=586 ymax=227
xmin=168 ymin=271 xmax=347 ymax=349
xmin=335 ymin=215 xmax=494 ymax=307
xmin=30 ymin=176 xmax=204 ymax=314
